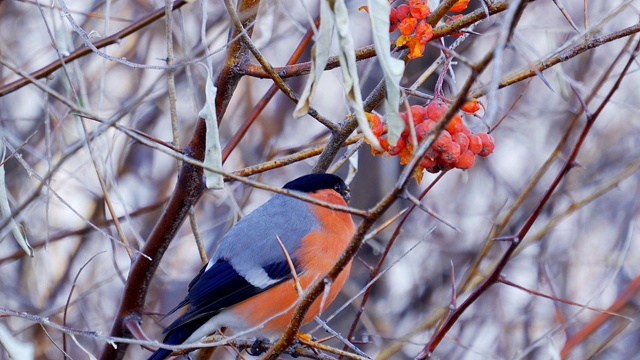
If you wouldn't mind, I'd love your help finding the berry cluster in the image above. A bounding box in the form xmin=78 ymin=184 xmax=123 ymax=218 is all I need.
xmin=389 ymin=0 xmax=433 ymax=59
xmin=388 ymin=0 xmax=470 ymax=59
xmin=367 ymin=99 xmax=494 ymax=177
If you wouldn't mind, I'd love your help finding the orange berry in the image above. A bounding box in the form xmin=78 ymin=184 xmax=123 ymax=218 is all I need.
xmin=455 ymin=150 xmax=475 ymax=169
xmin=367 ymin=113 xmax=384 ymax=137
xmin=407 ymin=40 xmax=426 ymax=59
xmin=409 ymin=105 xmax=426 ymax=125
xmin=426 ymin=100 xmax=448 ymax=121
xmin=409 ymin=0 xmax=430 ymax=20
xmin=477 ymin=133 xmax=495 ymax=156
xmin=398 ymin=17 xmax=417 ymax=36
xmin=461 ymin=98 xmax=481 ymax=113
xmin=468 ymin=134 xmax=482 ymax=154
xmin=450 ymin=0 xmax=469 ymax=12
xmin=379 ymin=136 xmax=390 ymax=152
xmin=433 ymin=130 xmax=452 ymax=152
xmin=452 ymin=132 xmax=469 ymax=151
xmin=388 ymin=136 xmax=407 ymax=156
xmin=445 ymin=114 xmax=466 ymax=134
xmin=415 ymin=21 xmax=433 ymax=44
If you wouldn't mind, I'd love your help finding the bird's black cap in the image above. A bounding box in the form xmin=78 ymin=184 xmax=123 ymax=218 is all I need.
xmin=283 ymin=173 xmax=351 ymax=202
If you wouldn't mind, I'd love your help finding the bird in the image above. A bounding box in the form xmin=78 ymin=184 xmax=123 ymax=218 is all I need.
xmin=148 ymin=173 xmax=355 ymax=360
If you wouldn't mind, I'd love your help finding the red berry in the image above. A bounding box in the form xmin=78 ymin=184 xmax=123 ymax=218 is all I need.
xmin=372 ymin=121 xmax=384 ymax=137
xmin=445 ymin=114 xmax=466 ymax=134
xmin=396 ymin=4 xmax=410 ymax=21
xmin=379 ymin=136 xmax=390 ymax=152
xmin=409 ymin=105 xmax=426 ymax=125
xmin=389 ymin=8 xmax=399 ymax=32
xmin=400 ymin=112 xmax=410 ymax=137
xmin=420 ymin=155 xmax=437 ymax=168
xmin=425 ymin=147 xmax=438 ymax=161
xmin=455 ymin=150 xmax=475 ymax=169
xmin=433 ymin=130 xmax=452 ymax=152
xmin=450 ymin=0 xmax=469 ymax=12
xmin=468 ymin=134 xmax=482 ymax=154
xmin=477 ymin=133 xmax=495 ymax=157
xmin=452 ymin=132 xmax=469 ymax=151
xmin=426 ymin=100 xmax=448 ymax=121
xmin=388 ymin=136 xmax=406 ymax=156
xmin=415 ymin=120 xmax=436 ymax=142
xmin=440 ymin=142 xmax=461 ymax=164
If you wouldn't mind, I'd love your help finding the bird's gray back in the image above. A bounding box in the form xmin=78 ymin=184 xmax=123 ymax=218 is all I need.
xmin=209 ymin=194 xmax=317 ymax=273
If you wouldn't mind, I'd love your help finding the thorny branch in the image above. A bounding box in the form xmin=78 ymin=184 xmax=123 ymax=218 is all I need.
xmin=415 ymin=37 xmax=640 ymax=360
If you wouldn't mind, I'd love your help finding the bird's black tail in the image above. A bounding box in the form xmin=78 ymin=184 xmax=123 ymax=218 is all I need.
xmin=147 ymin=317 xmax=211 ymax=360
xmin=148 ymin=347 xmax=173 ymax=360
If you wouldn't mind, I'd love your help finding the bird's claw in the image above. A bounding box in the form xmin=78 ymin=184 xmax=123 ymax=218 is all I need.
xmin=247 ymin=337 xmax=270 ymax=356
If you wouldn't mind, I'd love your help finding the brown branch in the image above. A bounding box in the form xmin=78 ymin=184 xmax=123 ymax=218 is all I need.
xmin=226 ymin=2 xmax=338 ymax=131
xmin=98 ymin=1 xmax=262 ymax=359
xmin=222 ymin=18 xmax=320 ymax=162
xmin=241 ymin=1 xmax=511 ymax=81
xmin=214 ymin=0 xmax=261 ymax=121
xmin=231 ymin=135 xmax=363 ymax=178
xmin=263 ymin=37 xmax=495 ymax=360
xmin=470 ymin=22 xmax=640 ymax=98
xmin=312 ymin=77 xmax=386 ymax=174
xmin=165 ymin=335 xmax=340 ymax=360
xmin=417 ymin=37 xmax=640 ymax=359
xmin=459 ymin=33 xmax=637 ymax=295
xmin=498 ymin=278 xmax=630 ymax=318
xmin=342 ymin=172 xmax=447 ymax=355
xmin=560 ymin=274 xmax=640 ymax=358
xmin=311 ymin=0 xmax=511 ymax=174
xmin=0 ymin=0 xmax=189 ymax=97
xmin=426 ymin=0 xmax=464 ymax=27
xmin=241 ymin=45 xmax=377 ymax=79
xmin=99 ymin=122 xmax=208 ymax=360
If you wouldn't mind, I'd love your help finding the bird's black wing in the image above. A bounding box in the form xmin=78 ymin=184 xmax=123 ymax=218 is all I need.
xmin=163 ymin=258 xmax=300 ymax=334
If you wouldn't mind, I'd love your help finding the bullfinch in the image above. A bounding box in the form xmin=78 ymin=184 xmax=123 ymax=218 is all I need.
xmin=148 ymin=173 xmax=355 ymax=360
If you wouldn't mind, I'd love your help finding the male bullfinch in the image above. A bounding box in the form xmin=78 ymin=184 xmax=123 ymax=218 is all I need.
xmin=148 ymin=173 xmax=355 ymax=360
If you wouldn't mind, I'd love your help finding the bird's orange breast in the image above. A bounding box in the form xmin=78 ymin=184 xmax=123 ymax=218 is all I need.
xmin=229 ymin=189 xmax=355 ymax=336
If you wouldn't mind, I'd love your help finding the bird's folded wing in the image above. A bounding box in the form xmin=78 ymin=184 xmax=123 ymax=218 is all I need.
xmin=163 ymin=258 xmax=300 ymax=333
